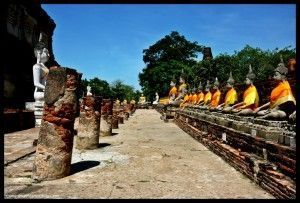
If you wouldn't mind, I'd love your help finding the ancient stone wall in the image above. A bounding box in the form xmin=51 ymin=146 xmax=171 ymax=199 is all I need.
xmin=174 ymin=109 xmax=295 ymax=199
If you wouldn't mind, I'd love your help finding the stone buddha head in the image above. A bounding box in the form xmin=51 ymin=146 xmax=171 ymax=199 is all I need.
xmin=274 ymin=55 xmax=288 ymax=81
xmin=170 ymin=75 xmax=176 ymax=87
xmin=197 ymin=81 xmax=203 ymax=92
xmin=34 ymin=42 xmax=50 ymax=64
xmin=226 ymin=71 xmax=235 ymax=89
xmin=205 ymin=80 xmax=211 ymax=92
xmin=180 ymin=69 xmax=186 ymax=84
xmin=212 ymin=77 xmax=219 ymax=90
xmin=245 ymin=64 xmax=255 ymax=85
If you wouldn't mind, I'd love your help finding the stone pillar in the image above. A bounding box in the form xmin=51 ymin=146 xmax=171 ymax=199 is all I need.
xmin=76 ymin=96 xmax=102 ymax=150
xmin=100 ymin=99 xmax=113 ymax=137
xmin=118 ymin=109 xmax=124 ymax=124
xmin=32 ymin=67 xmax=81 ymax=181
xmin=112 ymin=109 xmax=119 ymax=129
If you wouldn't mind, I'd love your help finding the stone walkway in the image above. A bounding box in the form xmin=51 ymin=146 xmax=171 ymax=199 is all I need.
xmin=4 ymin=109 xmax=274 ymax=199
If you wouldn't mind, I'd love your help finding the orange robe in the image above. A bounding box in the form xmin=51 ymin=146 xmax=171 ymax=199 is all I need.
xmin=180 ymin=94 xmax=190 ymax=107
xmin=187 ymin=94 xmax=192 ymax=103
xmin=210 ymin=90 xmax=221 ymax=107
xmin=224 ymin=88 xmax=238 ymax=107
xmin=192 ymin=93 xmax=198 ymax=104
xmin=239 ymin=84 xmax=259 ymax=110
xmin=196 ymin=92 xmax=204 ymax=104
xmin=270 ymin=81 xmax=296 ymax=109
xmin=204 ymin=91 xmax=212 ymax=105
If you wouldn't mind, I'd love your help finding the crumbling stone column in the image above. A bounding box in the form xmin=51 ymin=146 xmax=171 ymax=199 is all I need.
xmin=118 ymin=109 xmax=124 ymax=124
xmin=124 ymin=104 xmax=130 ymax=120
xmin=112 ymin=110 xmax=119 ymax=129
xmin=76 ymin=96 xmax=102 ymax=150
xmin=32 ymin=67 xmax=81 ymax=181
xmin=100 ymin=99 xmax=113 ymax=137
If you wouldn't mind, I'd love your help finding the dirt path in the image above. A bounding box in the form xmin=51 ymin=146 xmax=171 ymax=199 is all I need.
xmin=4 ymin=109 xmax=274 ymax=199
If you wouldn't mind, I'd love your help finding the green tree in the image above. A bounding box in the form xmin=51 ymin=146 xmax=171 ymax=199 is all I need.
xmin=139 ymin=31 xmax=203 ymax=100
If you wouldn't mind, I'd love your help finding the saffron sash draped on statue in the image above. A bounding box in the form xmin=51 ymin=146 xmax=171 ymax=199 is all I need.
xmin=204 ymin=92 xmax=212 ymax=105
xmin=210 ymin=90 xmax=221 ymax=107
xmin=169 ymin=86 xmax=177 ymax=97
xmin=192 ymin=93 xmax=198 ymax=104
xmin=180 ymin=94 xmax=190 ymax=107
xmin=196 ymin=92 xmax=204 ymax=104
xmin=240 ymin=84 xmax=259 ymax=110
xmin=270 ymin=81 xmax=296 ymax=109
xmin=224 ymin=88 xmax=238 ymax=106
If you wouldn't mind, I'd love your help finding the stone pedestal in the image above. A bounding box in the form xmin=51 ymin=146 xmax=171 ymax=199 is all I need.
xmin=32 ymin=67 xmax=81 ymax=181
xmin=100 ymin=99 xmax=113 ymax=137
xmin=34 ymin=101 xmax=44 ymax=127
xmin=76 ymin=96 xmax=102 ymax=150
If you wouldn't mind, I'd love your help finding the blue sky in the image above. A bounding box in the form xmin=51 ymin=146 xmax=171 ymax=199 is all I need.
xmin=42 ymin=4 xmax=296 ymax=91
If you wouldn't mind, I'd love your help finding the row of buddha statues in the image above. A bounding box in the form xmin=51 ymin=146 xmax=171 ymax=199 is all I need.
xmin=162 ymin=56 xmax=296 ymax=121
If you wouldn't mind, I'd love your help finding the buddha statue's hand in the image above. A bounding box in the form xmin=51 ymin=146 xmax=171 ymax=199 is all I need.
xmin=289 ymin=111 xmax=296 ymax=121
xmin=253 ymin=108 xmax=260 ymax=114
xmin=232 ymin=108 xmax=241 ymax=113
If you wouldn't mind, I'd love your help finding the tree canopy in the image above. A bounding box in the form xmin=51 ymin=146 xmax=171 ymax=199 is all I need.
xmin=79 ymin=78 xmax=140 ymax=102
xmin=139 ymin=31 xmax=296 ymax=100
xmin=139 ymin=31 xmax=204 ymax=101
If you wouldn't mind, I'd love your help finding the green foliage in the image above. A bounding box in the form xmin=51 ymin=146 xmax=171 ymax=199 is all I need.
xmin=79 ymin=78 xmax=139 ymax=101
xmin=139 ymin=34 xmax=295 ymax=98
xmin=139 ymin=31 xmax=204 ymax=100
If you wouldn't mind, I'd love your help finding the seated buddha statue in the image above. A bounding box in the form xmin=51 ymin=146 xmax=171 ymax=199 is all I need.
xmin=160 ymin=77 xmax=178 ymax=105
xmin=172 ymin=73 xmax=187 ymax=107
xmin=186 ymin=88 xmax=193 ymax=107
xmin=179 ymin=88 xmax=190 ymax=109
xmin=191 ymin=87 xmax=198 ymax=106
xmin=228 ymin=65 xmax=259 ymax=115
xmin=199 ymin=80 xmax=212 ymax=109
xmin=254 ymin=56 xmax=296 ymax=120
xmin=138 ymin=94 xmax=146 ymax=104
xmin=153 ymin=92 xmax=159 ymax=105
xmin=217 ymin=71 xmax=238 ymax=112
xmin=86 ymin=85 xmax=92 ymax=96
xmin=195 ymin=82 xmax=204 ymax=107
xmin=209 ymin=77 xmax=221 ymax=111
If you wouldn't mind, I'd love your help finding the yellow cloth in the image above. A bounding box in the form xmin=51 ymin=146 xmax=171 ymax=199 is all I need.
xmin=240 ymin=84 xmax=259 ymax=110
xmin=169 ymin=86 xmax=177 ymax=97
xmin=210 ymin=90 xmax=221 ymax=107
xmin=270 ymin=81 xmax=296 ymax=109
xmin=188 ymin=94 xmax=193 ymax=103
xmin=224 ymin=88 xmax=238 ymax=107
xmin=196 ymin=92 xmax=204 ymax=104
xmin=159 ymin=97 xmax=169 ymax=105
xmin=204 ymin=91 xmax=212 ymax=104
xmin=178 ymin=83 xmax=187 ymax=92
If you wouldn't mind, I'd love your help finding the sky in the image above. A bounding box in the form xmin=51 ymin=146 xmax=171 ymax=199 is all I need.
xmin=42 ymin=4 xmax=296 ymax=91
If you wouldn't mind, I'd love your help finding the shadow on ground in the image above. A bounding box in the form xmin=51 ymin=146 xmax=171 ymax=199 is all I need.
xmin=97 ymin=143 xmax=111 ymax=148
xmin=70 ymin=161 xmax=100 ymax=175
